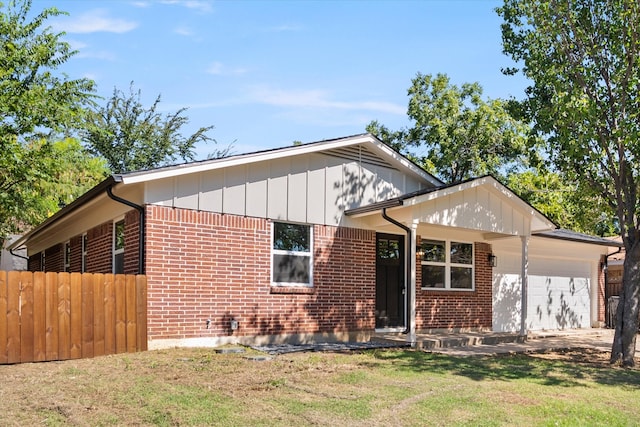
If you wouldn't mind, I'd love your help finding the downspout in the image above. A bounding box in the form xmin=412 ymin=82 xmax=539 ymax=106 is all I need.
xmin=9 ymin=248 xmax=29 ymax=261
xmin=106 ymin=184 xmax=145 ymax=274
xmin=381 ymin=208 xmax=413 ymax=340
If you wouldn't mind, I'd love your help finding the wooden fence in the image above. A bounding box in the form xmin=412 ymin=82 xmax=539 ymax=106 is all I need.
xmin=0 ymin=271 xmax=147 ymax=365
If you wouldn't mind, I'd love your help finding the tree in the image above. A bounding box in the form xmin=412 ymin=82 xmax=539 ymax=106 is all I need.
xmin=506 ymin=169 xmax=617 ymax=235
xmin=0 ymin=0 xmax=95 ymax=241
xmin=499 ymin=0 xmax=640 ymax=366
xmin=367 ymin=73 xmax=531 ymax=183
xmin=83 ymin=83 xmax=218 ymax=174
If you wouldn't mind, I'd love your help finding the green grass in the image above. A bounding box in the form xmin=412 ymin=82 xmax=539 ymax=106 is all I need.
xmin=0 ymin=347 xmax=638 ymax=426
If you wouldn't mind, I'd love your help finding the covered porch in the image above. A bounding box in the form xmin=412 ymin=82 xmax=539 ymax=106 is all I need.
xmin=346 ymin=176 xmax=557 ymax=345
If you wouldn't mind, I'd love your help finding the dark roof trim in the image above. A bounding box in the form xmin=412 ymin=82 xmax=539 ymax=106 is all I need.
xmin=533 ymin=229 xmax=623 ymax=248
xmin=7 ymin=175 xmax=117 ymax=250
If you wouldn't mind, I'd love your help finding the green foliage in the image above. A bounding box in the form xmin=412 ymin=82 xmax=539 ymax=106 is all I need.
xmin=498 ymin=0 xmax=640 ymax=366
xmin=368 ymin=73 xmax=531 ymax=183
xmin=83 ymin=83 xmax=217 ymax=173
xmin=506 ymin=169 xmax=617 ymax=236
xmin=0 ymin=0 xmax=95 ymax=239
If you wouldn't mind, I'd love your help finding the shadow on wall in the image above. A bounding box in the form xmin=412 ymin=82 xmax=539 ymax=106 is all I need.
xmin=1 ymin=235 xmax=27 ymax=271
xmin=334 ymin=163 xmax=402 ymax=224
xmin=492 ymin=274 xmax=522 ymax=332
xmin=212 ymin=228 xmax=377 ymax=341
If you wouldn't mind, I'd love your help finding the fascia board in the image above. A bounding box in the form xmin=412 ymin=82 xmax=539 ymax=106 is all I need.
xmin=118 ymin=134 xmax=441 ymax=187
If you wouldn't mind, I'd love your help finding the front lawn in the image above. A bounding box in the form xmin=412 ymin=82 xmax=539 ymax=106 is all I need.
xmin=0 ymin=347 xmax=637 ymax=426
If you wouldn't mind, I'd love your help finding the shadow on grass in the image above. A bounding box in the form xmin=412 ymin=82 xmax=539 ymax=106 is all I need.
xmin=363 ymin=349 xmax=640 ymax=388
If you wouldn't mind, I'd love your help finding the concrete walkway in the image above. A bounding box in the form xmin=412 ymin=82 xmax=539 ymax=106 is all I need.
xmin=424 ymin=329 xmax=633 ymax=357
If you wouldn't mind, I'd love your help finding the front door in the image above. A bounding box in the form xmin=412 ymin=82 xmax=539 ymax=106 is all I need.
xmin=376 ymin=233 xmax=405 ymax=329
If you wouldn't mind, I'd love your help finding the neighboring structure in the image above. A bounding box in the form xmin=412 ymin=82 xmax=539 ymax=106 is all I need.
xmin=1 ymin=235 xmax=27 ymax=271
xmin=8 ymin=134 xmax=622 ymax=348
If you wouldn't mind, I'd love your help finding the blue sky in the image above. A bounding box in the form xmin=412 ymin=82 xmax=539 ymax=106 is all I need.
xmin=38 ymin=0 xmax=527 ymax=158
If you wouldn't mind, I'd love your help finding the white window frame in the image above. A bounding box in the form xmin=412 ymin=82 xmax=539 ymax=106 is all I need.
xmin=113 ymin=217 xmax=125 ymax=274
xmin=81 ymin=233 xmax=88 ymax=273
xmin=420 ymin=239 xmax=474 ymax=291
xmin=63 ymin=241 xmax=71 ymax=272
xmin=271 ymin=221 xmax=313 ymax=287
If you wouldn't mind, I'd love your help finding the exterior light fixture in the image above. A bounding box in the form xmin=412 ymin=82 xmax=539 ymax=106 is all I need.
xmin=488 ymin=254 xmax=497 ymax=267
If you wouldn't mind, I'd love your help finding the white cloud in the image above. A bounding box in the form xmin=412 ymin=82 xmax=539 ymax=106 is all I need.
xmin=247 ymin=86 xmax=405 ymax=115
xmin=268 ymin=24 xmax=303 ymax=32
xmin=206 ymin=62 xmax=248 ymax=76
xmin=55 ymin=9 xmax=138 ymax=34
xmin=174 ymin=25 xmax=194 ymax=36
xmin=160 ymin=0 xmax=214 ymax=13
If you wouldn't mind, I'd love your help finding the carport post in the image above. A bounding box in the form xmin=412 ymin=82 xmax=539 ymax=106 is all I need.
xmin=520 ymin=236 xmax=529 ymax=336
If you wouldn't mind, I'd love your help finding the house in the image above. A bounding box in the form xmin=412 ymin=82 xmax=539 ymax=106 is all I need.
xmin=8 ymin=134 xmax=622 ymax=349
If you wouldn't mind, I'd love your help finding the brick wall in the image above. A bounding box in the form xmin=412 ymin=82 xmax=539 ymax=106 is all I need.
xmin=85 ymin=222 xmax=113 ymax=273
xmin=27 ymin=210 xmax=140 ymax=275
xmin=124 ymin=210 xmax=140 ymax=274
xmin=69 ymin=235 xmax=83 ymax=272
xmin=415 ymin=240 xmax=493 ymax=330
xmin=144 ymin=205 xmax=376 ymax=341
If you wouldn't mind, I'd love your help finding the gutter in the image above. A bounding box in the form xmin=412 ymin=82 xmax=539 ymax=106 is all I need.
xmin=9 ymin=248 xmax=29 ymax=261
xmin=106 ymin=184 xmax=145 ymax=275
xmin=381 ymin=208 xmax=414 ymax=344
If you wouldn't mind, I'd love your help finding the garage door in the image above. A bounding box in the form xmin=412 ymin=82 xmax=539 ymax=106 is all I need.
xmin=493 ymin=254 xmax=592 ymax=332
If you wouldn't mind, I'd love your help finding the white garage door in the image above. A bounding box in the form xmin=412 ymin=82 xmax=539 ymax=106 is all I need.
xmin=493 ymin=254 xmax=592 ymax=332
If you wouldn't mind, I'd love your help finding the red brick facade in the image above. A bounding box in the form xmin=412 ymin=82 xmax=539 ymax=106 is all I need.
xmin=28 ymin=211 xmax=140 ymax=275
xmin=415 ymin=240 xmax=493 ymax=330
xmin=144 ymin=205 xmax=494 ymax=342
xmin=27 ymin=204 xmax=498 ymax=342
xmin=144 ymin=205 xmax=377 ymax=341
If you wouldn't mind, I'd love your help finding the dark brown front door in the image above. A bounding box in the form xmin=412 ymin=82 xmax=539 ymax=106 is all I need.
xmin=376 ymin=233 xmax=405 ymax=329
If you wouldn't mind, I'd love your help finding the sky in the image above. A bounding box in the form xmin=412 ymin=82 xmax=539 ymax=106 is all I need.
xmin=33 ymin=0 xmax=528 ymax=159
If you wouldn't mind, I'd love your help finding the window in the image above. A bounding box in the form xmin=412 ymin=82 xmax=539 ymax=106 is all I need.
xmin=41 ymin=251 xmax=45 ymax=272
xmin=420 ymin=239 xmax=473 ymax=290
xmin=113 ymin=219 xmax=125 ymax=274
xmin=63 ymin=241 xmax=70 ymax=272
xmin=272 ymin=222 xmax=312 ymax=286
xmin=81 ymin=234 xmax=88 ymax=273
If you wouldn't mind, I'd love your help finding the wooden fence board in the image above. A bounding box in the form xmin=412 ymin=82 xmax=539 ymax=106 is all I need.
xmin=6 ymin=272 xmax=20 ymax=364
xmin=104 ymin=274 xmax=116 ymax=355
xmin=58 ymin=273 xmax=71 ymax=360
xmin=19 ymin=271 xmax=34 ymax=363
xmin=45 ymin=272 xmax=59 ymax=361
xmin=0 ymin=271 xmax=7 ymax=364
xmin=81 ymin=274 xmax=94 ymax=359
xmin=32 ymin=272 xmax=46 ymax=362
xmin=0 ymin=271 xmax=146 ymax=365
xmin=125 ymin=275 xmax=137 ymax=354
xmin=93 ymin=274 xmax=105 ymax=358
xmin=115 ymin=275 xmax=127 ymax=354
xmin=70 ymin=273 xmax=83 ymax=359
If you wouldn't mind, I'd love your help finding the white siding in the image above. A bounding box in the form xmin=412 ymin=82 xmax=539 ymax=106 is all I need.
xmin=142 ymin=150 xmax=432 ymax=226
xmin=412 ymin=185 xmax=530 ymax=236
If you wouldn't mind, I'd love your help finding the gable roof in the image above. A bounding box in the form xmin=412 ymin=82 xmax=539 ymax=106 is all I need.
xmin=9 ymin=134 xmax=441 ymax=251
xmin=346 ymin=175 xmax=557 ymax=234
xmin=115 ymin=133 xmax=443 ymax=187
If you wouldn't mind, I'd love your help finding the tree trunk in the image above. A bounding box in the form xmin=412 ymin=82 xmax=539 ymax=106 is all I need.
xmin=610 ymin=241 xmax=640 ymax=367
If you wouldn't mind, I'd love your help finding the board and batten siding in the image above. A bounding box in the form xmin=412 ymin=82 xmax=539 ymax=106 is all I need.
xmin=409 ymin=183 xmax=530 ymax=236
xmin=143 ymin=152 xmax=428 ymax=226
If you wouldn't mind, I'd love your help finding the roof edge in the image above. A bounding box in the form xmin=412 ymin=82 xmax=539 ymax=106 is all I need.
xmin=533 ymin=229 xmax=624 ymax=248
xmin=7 ymin=176 xmax=117 ymax=250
